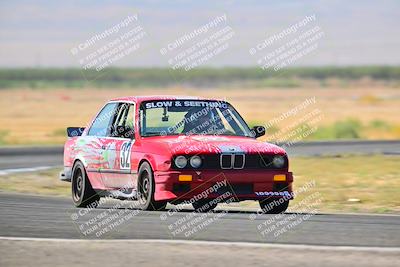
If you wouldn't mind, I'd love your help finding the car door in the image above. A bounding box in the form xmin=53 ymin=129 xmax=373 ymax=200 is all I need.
xmin=83 ymin=102 xmax=119 ymax=189
xmin=99 ymin=102 xmax=136 ymax=190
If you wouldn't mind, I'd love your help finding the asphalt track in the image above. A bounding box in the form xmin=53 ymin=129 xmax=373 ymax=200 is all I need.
xmin=1 ymin=191 xmax=399 ymax=247
xmin=1 ymin=141 xmax=400 ymax=266
xmin=1 ymin=192 xmax=400 ymax=267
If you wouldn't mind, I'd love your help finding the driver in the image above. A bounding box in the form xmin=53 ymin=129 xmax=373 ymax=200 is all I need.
xmin=182 ymin=108 xmax=212 ymax=135
xmin=181 ymin=107 xmax=227 ymax=135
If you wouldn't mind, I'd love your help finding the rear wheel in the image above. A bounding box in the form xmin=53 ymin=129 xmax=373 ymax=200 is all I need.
xmin=71 ymin=161 xmax=100 ymax=208
xmin=259 ymin=199 xmax=289 ymax=214
xmin=192 ymin=199 xmax=217 ymax=212
xmin=137 ymin=162 xmax=167 ymax=211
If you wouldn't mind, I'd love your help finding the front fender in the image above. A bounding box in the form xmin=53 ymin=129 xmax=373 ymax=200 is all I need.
xmin=74 ymin=154 xmax=89 ymax=168
xmin=140 ymin=153 xmax=171 ymax=172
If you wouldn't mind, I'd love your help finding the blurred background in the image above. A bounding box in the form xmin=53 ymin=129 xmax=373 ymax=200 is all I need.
xmin=0 ymin=0 xmax=399 ymax=213
xmin=0 ymin=0 xmax=399 ymax=145
xmin=1 ymin=4 xmax=400 ymax=267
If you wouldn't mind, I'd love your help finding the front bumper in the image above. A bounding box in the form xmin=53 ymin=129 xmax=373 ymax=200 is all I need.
xmin=59 ymin=167 xmax=72 ymax=182
xmin=153 ymin=169 xmax=293 ymax=202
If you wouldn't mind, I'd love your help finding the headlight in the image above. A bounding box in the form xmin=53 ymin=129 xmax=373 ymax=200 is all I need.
xmin=190 ymin=155 xmax=202 ymax=168
xmin=174 ymin=156 xmax=187 ymax=168
xmin=272 ymin=155 xmax=285 ymax=168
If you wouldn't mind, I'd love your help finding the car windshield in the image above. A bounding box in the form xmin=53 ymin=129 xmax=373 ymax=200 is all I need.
xmin=140 ymin=100 xmax=252 ymax=137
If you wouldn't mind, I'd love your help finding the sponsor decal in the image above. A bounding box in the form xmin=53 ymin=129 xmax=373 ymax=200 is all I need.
xmin=255 ymin=191 xmax=291 ymax=197
xmin=145 ymin=100 xmax=228 ymax=109
xmin=103 ymin=142 xmax=117 ymax=169
xmin=120 ymin=141 xmax=132 ymax=169
xmin=218 ymin=145 xmax=244 ymax=153
xmin=191 ymin=136 xmax=229 ymax=142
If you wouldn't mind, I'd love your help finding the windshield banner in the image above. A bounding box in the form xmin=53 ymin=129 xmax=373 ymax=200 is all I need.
xmin=145 ymin=100 xmax=228 ymax=109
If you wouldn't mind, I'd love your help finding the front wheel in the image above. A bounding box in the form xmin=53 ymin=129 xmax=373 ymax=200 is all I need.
xmin=71 ymin=161 xmax=100 ymax=208
xmin=137 ymin=162 xmax=167 ymax=211
xmin=259 ymin=199 xmax=289 ymax=214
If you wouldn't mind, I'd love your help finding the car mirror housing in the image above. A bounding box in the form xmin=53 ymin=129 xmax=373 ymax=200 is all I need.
xmin=251 ymin=126 xmax=266 ymax=138
xmin=67 ymin=127 xmax=85 ymax=137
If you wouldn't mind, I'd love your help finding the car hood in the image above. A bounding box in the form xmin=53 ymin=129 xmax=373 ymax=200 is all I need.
xmin=144 ymin=135 xmax=286 ymax=156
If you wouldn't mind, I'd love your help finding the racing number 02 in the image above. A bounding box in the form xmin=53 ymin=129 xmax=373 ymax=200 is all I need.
xmin=120 ymin=142 xmax=132 ymax=169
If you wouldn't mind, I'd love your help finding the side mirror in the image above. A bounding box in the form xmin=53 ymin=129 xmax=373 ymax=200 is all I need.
xmin=67 ymin=127 xmax=85 ymax=137
xmin=251 ymin=126 xmax=266 ymax=138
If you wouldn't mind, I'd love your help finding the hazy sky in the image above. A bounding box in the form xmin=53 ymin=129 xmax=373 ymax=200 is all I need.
xmin=0 ymin=0 xmax=399 ymax=67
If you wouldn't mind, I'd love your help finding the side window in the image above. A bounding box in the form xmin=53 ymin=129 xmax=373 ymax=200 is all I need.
xmin=125 ymin=104 xmax=135 ymax=129
xmin=114 ymin=104 xmax=128 ymax=127
xmin=109 ymin=103 xmax=135 ymax=138
xmin=87 ymin=103 xmax=118 ymax=137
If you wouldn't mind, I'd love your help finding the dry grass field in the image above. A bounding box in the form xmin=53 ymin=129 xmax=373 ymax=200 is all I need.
xmin=0 ymin=85 xmax=399 ymax=145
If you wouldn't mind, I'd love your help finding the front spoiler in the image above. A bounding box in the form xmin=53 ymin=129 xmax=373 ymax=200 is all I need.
xmin=59 ymin=167 xmax=72 ymax=182
xmin=153 ymin=169 xmax=294 ymax=202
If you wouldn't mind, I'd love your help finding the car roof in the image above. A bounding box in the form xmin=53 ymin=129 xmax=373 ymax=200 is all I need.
xmin=109 ymin=95 xmax=225 ymax=104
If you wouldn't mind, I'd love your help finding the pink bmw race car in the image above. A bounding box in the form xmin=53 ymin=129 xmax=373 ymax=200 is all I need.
xmin=61 ymin=96 xmax=293 ymax=213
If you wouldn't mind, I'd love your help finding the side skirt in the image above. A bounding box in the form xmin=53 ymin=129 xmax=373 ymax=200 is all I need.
xmin=95 ymin=188 xmax=138 ymax=200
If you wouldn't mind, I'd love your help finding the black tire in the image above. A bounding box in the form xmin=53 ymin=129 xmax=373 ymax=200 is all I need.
xmin=192 ymin=199 xmax=218 ymax=213
xmin=137 ymin=162 xmax=167 ymax=211
xmin=71 ymin=161 xmax=100 ymax=208
xmin=259 ymin=199 xmax=289 ymax=214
